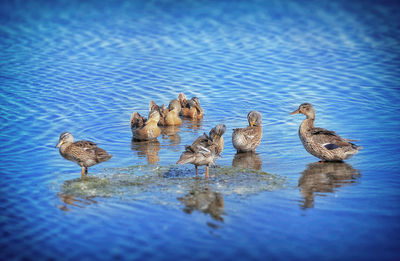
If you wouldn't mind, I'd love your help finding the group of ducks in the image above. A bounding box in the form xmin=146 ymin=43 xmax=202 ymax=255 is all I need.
xmin=56 ymin=94 xmax=362 ymax=179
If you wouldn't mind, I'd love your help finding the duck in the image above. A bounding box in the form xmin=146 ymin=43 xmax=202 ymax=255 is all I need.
xmin=208 ymin=124 xmax=226 ymax=155
xmin=176 ymin=124 xmax=226 ymax=178
xmin=178 ymin=93 xmax=204 ymax=119
xmin=55 ymin=132 xmax=112 ymax=178
xmin=150 ymin=99 xmax=182 ymax=126
xmin=232 ymin=111 xmax=262 ymax=153
xmin=290 ymin=103 xmax=362 ymax=162
xmin=130 ymin=110 xmax=161 ymax=141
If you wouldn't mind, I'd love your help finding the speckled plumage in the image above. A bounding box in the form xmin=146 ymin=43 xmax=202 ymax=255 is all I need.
xmin=178 ymin=93 xmax=204 ymax=120
xmin=55 ymin=132 xmax=112 ymax=178
xmin=130 ymin=110 xmax=161 ymax=141
xmin=232 ymin=111 xmax=262 ymax=153
xmin=176 ymin=124 xmax=226 ymax=178
xmin=291 ymin=103 xmax=362 ymax=161
xmin=150 ymin=99 xmax=182 ymax=126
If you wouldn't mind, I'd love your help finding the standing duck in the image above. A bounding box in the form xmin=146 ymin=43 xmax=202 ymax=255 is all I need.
xmin=290 ymin=103 xmax=362 ymax=161
xmin=232 ymin=111 xmax=263 ymax=153
xmin=178 ymin=93 xmax=204 ymax=120
xmin=130 ymin=110 xmax=161 ymax=141
xmin=55 ymin=132 xmax=112 ymax=178
xmin=176 ymin=124 xmax=226 ymax=178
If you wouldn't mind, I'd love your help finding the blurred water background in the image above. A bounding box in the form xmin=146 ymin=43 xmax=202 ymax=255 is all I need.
xmin=1 ymin=0 xmax=399 ymax=260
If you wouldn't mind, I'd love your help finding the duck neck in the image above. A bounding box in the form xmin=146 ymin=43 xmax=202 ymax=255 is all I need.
xmin=300 ymin=117 xmax=315 ymax=136
xmin=146 ymin=119 xmax=158 ymax=127
xmin=170 ymin=108 xmax=179 ymax=116
xmin=59 ymin=141 xmax=72 ymax=155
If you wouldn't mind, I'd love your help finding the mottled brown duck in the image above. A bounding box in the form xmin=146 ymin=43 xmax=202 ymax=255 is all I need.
xmin=209 ymin=124 xmax=226 ymax=155
xmin=150 ymin=99 xmax=182 ymax=126
xmin=290 ymin=103 xmax=362 ymax=161
xmin=176 ymin=124 xmax=226 ymax=178
xmin=130 ymin=110 xmax=161 ymax=141
xmin=178 ymin=93 xmax=204 ymax=120
xmin=232 ymin=111 xmax=262 ymax=153
xmin=55 ymin=132 xmax=112 ymax=178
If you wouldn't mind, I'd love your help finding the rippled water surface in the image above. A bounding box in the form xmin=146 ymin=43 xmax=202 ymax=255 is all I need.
xmin=1 ymin=0 xmax=400 ymax=260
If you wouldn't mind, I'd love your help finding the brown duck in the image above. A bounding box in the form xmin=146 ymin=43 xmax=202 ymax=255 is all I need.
xmin=178 ymin=93 xmax=204 ymax=120
xmin=176 ymin=124 xmax=226 ymax=178
xmin=55 ymin=132 xmax=112 ymax=178
xmin=290 ymin=103 xmax=362 ymax=161
xmin=232 ymin=111 xmax=262 ymax=153
xmin=150 ymin=99 xmax=182 ymax=126
xmin=130 ymin=110 xmax=161 ymax=141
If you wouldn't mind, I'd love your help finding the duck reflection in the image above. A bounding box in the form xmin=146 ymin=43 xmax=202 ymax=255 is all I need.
xmin=131 ymin=139 xmax=161 ymax=164
xmin=161 ymin=126 xmax=181 ymax=146
xmin=182 ymin=118 xmax=202 ymax=130
xmin=178 ymin=185 xmax=224 ymax=222
xmin=57 ymin=177 xmax=100 ymax=211
xmin=57 ymin=192 xmax=98 ymax=211
xmin=232 ymin=152 xmax=262 ymax=170
xmin=298 ymin=162 xmax=361 ymax=209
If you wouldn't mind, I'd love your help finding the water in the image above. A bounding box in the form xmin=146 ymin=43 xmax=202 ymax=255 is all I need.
xmin=1 ymin=0 xmax=400 ymax=260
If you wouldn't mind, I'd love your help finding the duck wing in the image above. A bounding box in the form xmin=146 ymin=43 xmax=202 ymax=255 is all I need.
xmin=176 ymin=133 xmax=215 ymax=165
xmin=311 ymin=127 xmax=356 ymax=150
xmin=74 ymin=140 xmax=98 ymax=148
xmin=233 ymin=127 xmax=261 ymax=144
xmin=74 ymin=140 xmax=112 ymax=162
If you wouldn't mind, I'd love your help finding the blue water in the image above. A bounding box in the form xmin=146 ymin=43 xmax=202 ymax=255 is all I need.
xmin=1 ymin=0 xmax=400 ymax=260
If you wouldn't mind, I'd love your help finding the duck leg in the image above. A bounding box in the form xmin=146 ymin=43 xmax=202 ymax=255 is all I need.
xmin=81 ymin=166 xmax=86 ymax=179
xmin=195 ymin=166 xmax=198 ymax=176
xmin=205 ymin=166 xmax=209 ymax=179
xmin=85 ymin=167 xmax=88 ymax=174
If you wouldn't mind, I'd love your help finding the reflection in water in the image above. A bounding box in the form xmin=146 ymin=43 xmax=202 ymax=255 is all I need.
xmin=131 ymin=139 xmax=161 ymax=164
xmin=178 ymin=183 xmax=224 ymax=222
xmin=161 ymin=126 xmax=181 ymax=146
xmin=182 ymin=118 xmax=202 ymax=130
xmin=55 ymin=165 xmax=285 ymax=221
xmin=57 ymin=193 xmax=98 ymax=211
xmin=298 ymin=162 xmax=361 ymax=209
xmin=232 ymin=152 xmax=262 ymax=170
xmin=57 ymin=178 xmax=99 ymax=211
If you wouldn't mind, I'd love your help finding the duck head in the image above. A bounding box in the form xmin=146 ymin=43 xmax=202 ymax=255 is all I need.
xmin=190 ymin=97 xmax=202 ymax=111
xmin=56 ymin=132 xmax=74 ymax=148
xmin=178 ymin=93 xmax=187 ymax=105
xmin=290 ymin=103 xmax=315 ymax=119
xmin=209 ymin=124 xmax=226 ymax=140
xmin=247 ymin=111 xmax=262 ymax=127
xmin=168 ymin=99 xmax=181 ymax=113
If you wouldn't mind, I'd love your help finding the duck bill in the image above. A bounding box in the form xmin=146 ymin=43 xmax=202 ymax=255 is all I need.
xmin=290 ymin=109 xmax=300 ymax=115
xmin=249 ymin=121 xmax=255 ymax=127
xmin=55 ymin=140 xmax=63 ymax=148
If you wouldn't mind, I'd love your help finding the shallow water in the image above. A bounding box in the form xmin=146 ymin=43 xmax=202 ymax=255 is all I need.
xmin=1 ymin=0 xmax=400 ymax=260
